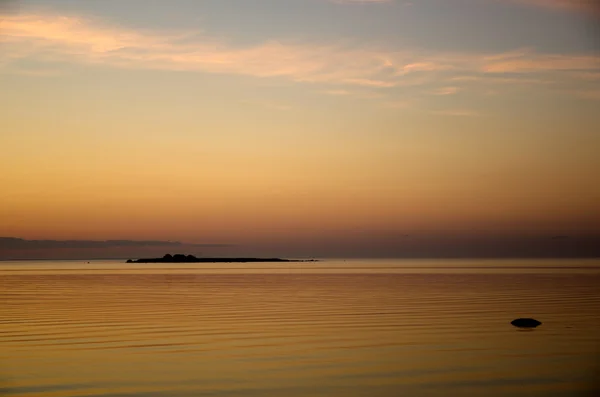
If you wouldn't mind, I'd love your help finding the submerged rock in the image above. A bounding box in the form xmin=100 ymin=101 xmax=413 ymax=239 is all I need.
xmin=511 ymin=318 xmax=542 ymax=328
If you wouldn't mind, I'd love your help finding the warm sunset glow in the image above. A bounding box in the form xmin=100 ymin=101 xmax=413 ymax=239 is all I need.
xmin=1 ymin=0 xmax=599 ymax=258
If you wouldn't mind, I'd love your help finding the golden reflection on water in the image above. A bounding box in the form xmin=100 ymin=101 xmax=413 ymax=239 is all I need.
xmin=1 ymin=260 xmax=600 ymax=396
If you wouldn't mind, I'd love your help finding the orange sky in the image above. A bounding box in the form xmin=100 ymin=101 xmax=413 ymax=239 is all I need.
xmin=1 ymin=1 xmax=599 ymax=257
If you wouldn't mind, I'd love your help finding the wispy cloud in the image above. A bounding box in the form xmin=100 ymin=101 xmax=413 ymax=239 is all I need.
xmin=0 ymin=237 xmax=233 ymax=249
xmin=398 ymin=62 xmax=451 ymax=74
xmin=322 ymin=89 xmax=384 ymax=99
xmin=330 ymin=0 xmax=391 ymax=4
xmin=432 ymin=86 xmax=460 ymax=95
xmin=324 ymin=89 xmax=352 ymax=96
xmin=507 ymin=0 xmax=600 ymax=16
xmin=449 ymin=75 xmax=552 ymax=87
xmin=336 ymin=0 xmax=600 ymax=14
xmin=573 ymin=71 xmax=600 ymax=80
xmin=484 ymin=53 xmax=600 ymax=73
xmin=0 ymin=13 xmax=441 ymax=88
xmin=432 ymin=109 xmax=482 ymax=117
xmin=449 ymin=76 xmax=480 ymax=82
xmin=1 ymin=13 xmax=599 ymax=96
xmin=575 ymin=89 xmax=600 ymax=99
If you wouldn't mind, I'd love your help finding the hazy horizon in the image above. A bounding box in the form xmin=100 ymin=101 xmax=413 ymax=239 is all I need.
xmin=2 ymin=235 xmax=600 ymax=260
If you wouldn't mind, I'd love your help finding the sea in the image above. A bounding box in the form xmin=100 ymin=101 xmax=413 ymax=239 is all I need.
xmin=1 ymin=258 xmax=599 ymax=397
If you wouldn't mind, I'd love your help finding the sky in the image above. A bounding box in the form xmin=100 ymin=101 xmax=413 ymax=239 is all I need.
xmin=1 ymin=0 xmax=599 ymax=258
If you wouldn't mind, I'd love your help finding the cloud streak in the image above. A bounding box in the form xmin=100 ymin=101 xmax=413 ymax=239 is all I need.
xmin=330 ymin=0 xmax=391 ymax=4
xmin=0 ymin=237 xmax=233 ymax=250
xmin=0 ymin=14 xmax=427 ymax=88
xmin=507 ymin=0 xmax=600 ymax=16
xmin=483 ymin=48 xmax=600 ymax=73
xmin=1 ymin=13 xmax=599 ymax=96
xmin=432 ymin=86 xmax=460 ymax=95
xmin=432 ymin=109 xmax=482 ymax=117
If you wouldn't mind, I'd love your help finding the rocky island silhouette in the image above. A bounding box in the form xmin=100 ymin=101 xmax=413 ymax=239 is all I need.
xmin=126 ymin=254 xmax=316 ymax=263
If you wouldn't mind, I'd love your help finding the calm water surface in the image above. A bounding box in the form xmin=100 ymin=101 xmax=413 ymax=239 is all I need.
xmin=1 ymin=259 xmax=599 ymax=396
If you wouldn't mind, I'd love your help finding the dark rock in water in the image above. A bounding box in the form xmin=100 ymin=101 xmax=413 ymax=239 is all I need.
xmin=511 ymin=318 xmax=542 ymax=328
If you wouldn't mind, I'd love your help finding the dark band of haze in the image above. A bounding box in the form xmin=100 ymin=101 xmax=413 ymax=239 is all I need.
xmin=1 ymin=235 xmax=599 ymax=260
